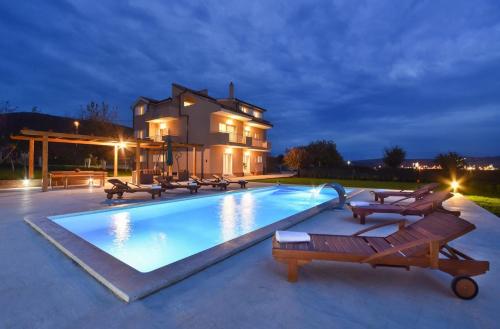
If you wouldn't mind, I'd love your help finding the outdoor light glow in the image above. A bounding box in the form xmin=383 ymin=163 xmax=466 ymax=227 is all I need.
xmin=119 ymin=142 xmax=126 ymax=149
xmin=451 ymin=180 xmax=459 ymax=193
xmin=159 ymin=123 xmax=167 ymax=129
xmin=244 ymin=126 xmax=250 ymax=131
xmin=73 ymin=120 xmax=79 ymax=128
xmin=23 ymin=178 xmax=30 ymax=187
xmin=225 ymin=147 xmax=233 ymax=154
xmin=226 ymin=119 xmax=233 ymax=125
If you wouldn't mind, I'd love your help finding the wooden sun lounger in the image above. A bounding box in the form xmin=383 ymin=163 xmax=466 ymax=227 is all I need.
xmin=190 ymin=175 xmax=229 ymax=190
xmin=348 ymin=190 xmax=456 ymax=224
xmin=272 ymin=211 xmax=489 ymax=299
xmin=371 ymin=183 xmax=439 ymax=204
xmin=104 ymin=179 xmax=162 ymax=199
xmin=155 ymin=176 xmax=199 ymax=194
xmin=212 ymin=174 xmax=248 ymax=188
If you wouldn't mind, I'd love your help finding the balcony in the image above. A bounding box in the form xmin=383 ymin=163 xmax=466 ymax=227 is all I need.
xmin=149 ymin=134 xmax=180 ymax=143
xmin=251 ymin=138 xmax=270 ymax=149
xmin=210 ymin=132 xmax=248 ymax=146
xmin=209 ymin=132 xmax=270 ymax=150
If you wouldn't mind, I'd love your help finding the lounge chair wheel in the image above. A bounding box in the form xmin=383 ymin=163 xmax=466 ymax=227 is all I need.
xmin=451 ymin=276 xmax=478 ymax=300
xmin=106 ymin=193 xmax=113 ymax=199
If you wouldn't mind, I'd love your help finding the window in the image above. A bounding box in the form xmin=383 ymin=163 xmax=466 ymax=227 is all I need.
xmin=254 ymin=133 xmax=259 ymax=139
xmin=183 ymin=95 xmax=196 ymax=107
xmin=241 ymin=106 xmax=248 ymax=113
xmin=253 ymin=110 xmax=262 ymax=118
xmin=219 ymin=123 xmax=227 ymax=132
xmin=135 ymin=105 xmax=145 ymax=116
xmin=135 ymin=130 xmax=144 ymax=138
xmin=257 ymin=156 xmax=263 ymax=163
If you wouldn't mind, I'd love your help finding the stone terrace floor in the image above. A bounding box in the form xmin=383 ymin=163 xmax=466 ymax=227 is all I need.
xmin=0 ymin=183 xmax=498 ymax=329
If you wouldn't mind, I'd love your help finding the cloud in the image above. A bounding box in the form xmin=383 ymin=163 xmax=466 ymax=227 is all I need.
xmin=1 ymin=0 xmax=499 ymax=158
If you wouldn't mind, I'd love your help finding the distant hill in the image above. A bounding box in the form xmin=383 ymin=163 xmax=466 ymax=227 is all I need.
xmin=0 ymin=112 xmax=133 ymax=139
xmin=353 ymin=157 xmax=500 ymax=168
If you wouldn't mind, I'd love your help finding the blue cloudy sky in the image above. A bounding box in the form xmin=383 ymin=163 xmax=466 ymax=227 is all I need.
xmin=1 ymin=0 xmax=500 ymax=159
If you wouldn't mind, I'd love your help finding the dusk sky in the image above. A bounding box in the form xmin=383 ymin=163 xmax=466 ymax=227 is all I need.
xmin=1 ymin=1 xmax=500 ymax=159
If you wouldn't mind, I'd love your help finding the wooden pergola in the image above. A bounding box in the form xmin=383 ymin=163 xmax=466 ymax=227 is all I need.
xmin=11 ymin=129 xmax=203 ymax=191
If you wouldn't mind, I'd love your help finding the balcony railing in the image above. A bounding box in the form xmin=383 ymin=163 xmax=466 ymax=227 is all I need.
xmin=149 ymin=134 xmax=179 ymax=143
xmin=209 ymin=132 xmax=270 ymax=149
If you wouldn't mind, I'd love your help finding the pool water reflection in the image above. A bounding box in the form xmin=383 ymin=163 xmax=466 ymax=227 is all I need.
xmin=51 ymin=185 xmax=340 ymax=272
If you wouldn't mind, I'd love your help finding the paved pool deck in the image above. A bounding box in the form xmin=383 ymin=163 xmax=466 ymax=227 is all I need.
xmin=0 ymin=183 xmax=498 ymax=329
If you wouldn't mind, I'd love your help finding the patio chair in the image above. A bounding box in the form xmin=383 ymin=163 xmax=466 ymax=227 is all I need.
xmin=371 ymin=183 xmax=439 ymax=204
xmin=190 ymin=175 xmax=229 ymax=190
xmin=347 ymin=190 xmax=456 ymax=224
xmin=272 ymin=210 xmax=489 ymax=299
xmin=212 ymin=174 xmax=248 ymax=188
xmin=104 ymin=179 xmax=162 ymax=199
xmin=155 ymin=176 xmax=199 ymax=194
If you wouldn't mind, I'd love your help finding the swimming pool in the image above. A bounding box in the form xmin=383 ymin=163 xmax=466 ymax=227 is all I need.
xmin=49 ymin=185 xmax=342 ymax=273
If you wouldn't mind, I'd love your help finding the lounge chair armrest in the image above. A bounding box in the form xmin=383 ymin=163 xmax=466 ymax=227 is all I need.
xmin=351 ymin=220 xmax=406 ymax=236
xmin=362 ymin=238 xmax=434 ymax=263
xmin=389 ymin=195 xmax=416 ymax=205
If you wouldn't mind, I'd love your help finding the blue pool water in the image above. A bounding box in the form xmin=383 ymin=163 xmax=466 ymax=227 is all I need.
xmin=50 ymin=185 xmax=341 ymax=272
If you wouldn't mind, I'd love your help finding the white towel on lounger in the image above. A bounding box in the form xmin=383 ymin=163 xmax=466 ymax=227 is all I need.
xmin=349 ymin=201 xmax=370 ymax=207
xmin=275 ymin=231 xmax=311 ymax=243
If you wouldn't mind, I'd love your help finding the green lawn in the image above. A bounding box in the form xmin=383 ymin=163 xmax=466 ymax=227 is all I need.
xmin=254 ymin=177 xmax=500 ymax=216
xmin=254 ymin=177 xmax=423 ymax=190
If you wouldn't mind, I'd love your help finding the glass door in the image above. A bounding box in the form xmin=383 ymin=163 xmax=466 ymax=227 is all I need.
xmin=243 ymin=153 xmax=250 ymax=174
xmin=226 ymin=125 xmax=236 ymax=143
xmin=223 ymin=152 xmax=233 ymax=175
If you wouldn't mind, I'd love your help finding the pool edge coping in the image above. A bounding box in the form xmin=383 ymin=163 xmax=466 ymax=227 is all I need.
xmin=24 ymin=187 xmax=362 ymax=302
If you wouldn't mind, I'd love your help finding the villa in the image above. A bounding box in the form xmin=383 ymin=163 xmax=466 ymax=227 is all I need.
xmin=132 ymin=82 xmax=273 ymax=177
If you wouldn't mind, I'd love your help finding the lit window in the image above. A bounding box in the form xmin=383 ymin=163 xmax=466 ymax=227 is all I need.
xmin=183 ymin=96 xmax=196 ymax=107
xmin=254 ymin=133 xmax=259 ymax=139
xmin=135 ymin=105 xmax=145 ymax=116
xmin=257 ymin=156 xmax=263 ymax=163
xmin=219 ymin=123 xmax=227 ymax=132
xmin=135 ymin=130 xmax=144 ymax=138
xmin=253 ymin=110 xmax=262 ymax=118
xmin=241 ymin=106 xmax=248 ymax=113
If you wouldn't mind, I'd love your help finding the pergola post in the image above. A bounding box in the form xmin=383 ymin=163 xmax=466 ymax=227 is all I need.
xmin=192 ymin=147 xmax=196 ymax=176
xmin=42 ymin=135 xmax=49 ymax=191
xmin=113 ymin=144 xmax=118 ymax=177
xmin=28 ymin=138 xmax=34 ymax=179
xmin=135 ymin=140 xmax=141 ymax=185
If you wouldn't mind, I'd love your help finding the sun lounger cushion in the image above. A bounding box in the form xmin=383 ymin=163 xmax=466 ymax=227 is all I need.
xmin=275 ymin=231 xmax=311 ymax=243
xmin=349 ymin=201 xmax=370 ymax=207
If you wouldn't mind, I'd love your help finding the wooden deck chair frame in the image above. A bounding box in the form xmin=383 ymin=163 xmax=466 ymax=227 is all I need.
xmin=272 ymin=211 xmax=489 ymax=299
xmin=104 ymin=179 xmax=161 ymax=199
xmin=371 ymin=183 xmax=439 ymax=204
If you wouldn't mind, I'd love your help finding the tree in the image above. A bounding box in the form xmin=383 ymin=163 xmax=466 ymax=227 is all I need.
xmin=383 ymin=146 xmax=406 ymax=169
xmin=283 ymin=147 xmax=308 ymax=177
xmin=435 ymin=152 xmax=466 ymax=172
xmin=304 ymin=140 xmax=344 ymax=168
xmin=0 ymin=101 xmax=17 ymax=113
xmin=79 ymin=101 xmax=117 ymax=123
